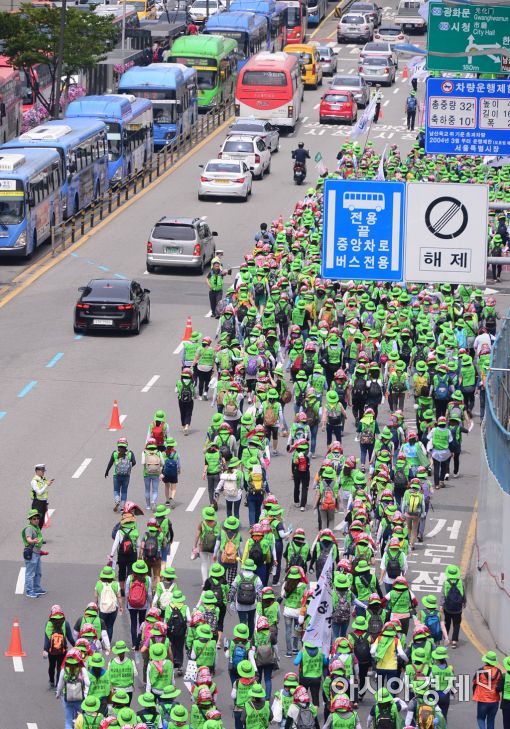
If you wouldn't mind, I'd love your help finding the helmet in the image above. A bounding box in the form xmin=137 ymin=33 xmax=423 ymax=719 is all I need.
xmin=298 ymin=142 xmax=304 ymax=149
xmin=331 ymin=696 xmax=352 ymax=712
xmin=293 ymin=686 xmax=310 ymax=704
xmin=256 ymin=616 xmax=270 ymax=631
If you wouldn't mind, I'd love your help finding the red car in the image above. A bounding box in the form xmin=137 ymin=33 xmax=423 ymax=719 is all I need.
xmin=319 ymin=91 xmax=358 ymax=124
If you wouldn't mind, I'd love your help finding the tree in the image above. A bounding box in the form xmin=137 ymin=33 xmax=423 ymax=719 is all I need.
xmin=0 ymin=3 xmax=117 ymax=116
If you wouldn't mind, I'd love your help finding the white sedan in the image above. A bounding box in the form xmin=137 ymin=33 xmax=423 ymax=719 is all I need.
xmin=198 ymin=159 xmax=253 ymax=202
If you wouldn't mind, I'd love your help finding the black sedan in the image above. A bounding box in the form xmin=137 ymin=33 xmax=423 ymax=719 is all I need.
xmin=74 ymin=279 xmax=150 ymax=335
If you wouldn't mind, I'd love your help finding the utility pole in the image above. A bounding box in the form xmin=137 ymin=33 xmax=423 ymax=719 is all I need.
xmin=53 ymin=0 xmax=67 ymax=119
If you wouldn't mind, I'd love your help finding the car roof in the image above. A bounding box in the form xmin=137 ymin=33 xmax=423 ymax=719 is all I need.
xmin=87 ymin=278 xmax=131 ymax=288
xmin=223 ymin=134 xmax=260 ymax=141
xmin=232 ymin=118 xmax=266 ymax=125
xmin=379 ymin=24 xmax=401 ymax=29
xmin=332 ymin=75 xmax=363 ymax=83
xmin=206 ymin=158 xmax=242 ymax=165
xmin=157 ymin=217 xmax=201 ymax=225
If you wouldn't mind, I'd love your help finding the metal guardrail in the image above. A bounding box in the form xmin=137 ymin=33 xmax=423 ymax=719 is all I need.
xmin=486 ymin=307 xmax=510 ymax=493
xmin=50 ymin=101 xmax=234 ymax=255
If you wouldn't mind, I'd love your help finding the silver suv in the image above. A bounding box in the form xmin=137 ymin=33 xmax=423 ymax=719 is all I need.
xmin=146 ymin=217 xmax=218 ymax=273
xmin=337 ymin=13 xmax=374 ymax=43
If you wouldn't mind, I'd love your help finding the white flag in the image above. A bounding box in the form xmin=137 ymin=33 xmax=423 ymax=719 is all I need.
xmin=350 ymin=95 xmax=376 ymax=141
xmin=375 ymin=145 xmax=387 ymax=181
xmin=303 ymin=549 xmax=334 ymax=654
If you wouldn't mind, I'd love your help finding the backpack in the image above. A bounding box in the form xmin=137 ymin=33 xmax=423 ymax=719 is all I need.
xmin=291 ymin=355 xmax=303 ymax=377
xmin=246 ymin=357 xmax=259 ymax=377
xmin=128 ymin=578 xmax=148 ymax=609
xmin=115 ymin=455 xmax=132 ymax=476
xmin=237 ymin=303 xmax=248 ymax=322
xmin=180 ymin=383 xmax=193 ymax=403
xmin=203 ymin=608 xmax=218 ymax=634
xmin=99 ymin=583 xmax=118 ymax=614
xmin=158 ymin=586 xmax=173 ymax=610
xmin=352 ymin=633 xmax=371 ymax=664
xmin=145 ymin=452 xmax=162 ymax=476
xmin=237 ymin=577 xmax=256 ymax=605
xmin=232 ymin=642 xmax=247 ymax=668
xmin=386 ymin=554 xmax=402 ymax=580
xmin=49 ymin=631 xmax=66 ymax=656
xmin=368 ymin=380 xmax=382 ymax=403
xmin=224 ymin=398 xmax=240 ymax=418
xmin=167 ymin=606 xmax=187 ymax=639
xmin=254 ymin=282 xmax=265 ymax=297
xmin=444 ymin=579 xmax=464 ymax=613
xmin=248 ymin=469 xmax=263 ymax=494
xmin=407 ymin=95 xmax=417 ymax=112
xmin=305 ymin=402 xmax=319 ymax=427
xmin=255 ymin=642 xmax=274 ymax=667
xmin=360 ymin=425 xmax=375 ymax=446
xmin=64 ymin=677 xmax=85 ymax=703
xmin=263 ymin=404 xmax=278 ymax=427
xmin=303 ymin=353 xmax=315 ymax=376
xmin=327 ymin=405 xmax=343 ymax=426
xmin=288 ymin=546 xmax=306 ymax=568
xmin=434 ymin=376 xmax=450 ymax=401
xmin=393 ymin=467 xmax=408 ymax=490
xmin=417 ymin=704 xmax=435 ymax=729
xmin=423 ymin=608 xmax=442 ymax=641
xmin=316 ymin=541 xmax=333 ymax=575
xmin=332 ymin=591 xmax=351 ymax=624
xmin=120 ymin=529 xmax=136 ymax=558
xmin=223 ymin=472 xmax=239 ymax=499
xmin=367 ymin=611 xmax=384 ymax=640
xmin=352 ymin=377 xmax=367 ymax=402
xmin=375 ymin=704 xmax=397 ymax=729
xmin=143 ymin=534 xmax=161 ymax=563
xmin=221 ymin=537 xmax=238 ymax=564
xmin=414 ymin=374 xmax=429 ymax=397
xmin=275 ymin=304 xmax=287 ymax=323
xmin=163 ymin=456 xmax=178 ymax=482
xmin=296 ymin=707 xmax=316 ymax=729
xmin=201 ymin=528 xmax=217 ymax=553
xmin=407 ymin=492 xmax=422 ymax=517
xmin=296 ymin=454 xmax=308 ymax=473
xmin=400 ymin=341 xmax=412 ymax=364
xmin=249 ymin=541 xmax=265 ymax=566
xmin=221 ymin=316 xmax=235 ymax=334
xmin=320 ymin=482 xmax=336 ymax=512
xmin=391 ymin=374 xmax=406 ymax=393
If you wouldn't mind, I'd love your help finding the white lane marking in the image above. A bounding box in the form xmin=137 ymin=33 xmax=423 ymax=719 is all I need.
xmin=186 ymin=487 xmax=206 ymax=512
xmin=425 ymin=519 xmax=446 ymax=539
xmin=313 ymin=103 xmax=321 ymax=110
xmin=215 ymin=202 xmax=223 ymax=205
xmin=173 ymin=342 xmax=184 ymax=355
xmin=42 ymin=508 xmax=55 ymax=529
xmin=348 ymin=68 xmax=354 ymax=74
xmin=166 ymin=541 xmax=180 ymax=566
xmin=393 ymin=87 xmax=400 ymax=93
xmin=72 ymin=458 xmax=92 ymax=479
xmin=205 ymin=310 xmax=213 ymax=318
xmin=13 ymin=656 xmax=23 ymax=672
xmin=27 ymin=724 xmax=38 ymax=729
xmin=350 ymin=47 xmax=358 ymax=54
xmin=144 ymin=271 xmax=149 ymax=275
xmin=120 ymin=414 xmax=127 ymax=425
xmin=447 ymin=520 xmax=462 ymax=540
xmin=15 ymin=567 xmax=26 ymax=595
xmin=142 ymin=375 xmax=160 ymax=393
xmin=383 ymin=100 xmax=390 ymax=107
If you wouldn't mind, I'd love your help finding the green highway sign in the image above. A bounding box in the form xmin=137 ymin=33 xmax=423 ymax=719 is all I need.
xmin=427 ymin=2 xmax=510 ymax=74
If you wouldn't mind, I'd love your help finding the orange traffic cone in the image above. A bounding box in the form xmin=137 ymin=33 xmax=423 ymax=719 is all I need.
xmin=402 ymin=65 xmax=409 ymax=80
xmin=277 ymin=214 xmax=284 ymax=231
xmin=183 ymin=315 xmax=192 ymax=341
xmin=108 ymin=400 xmax=122 ymax=431
xmin=42 ymin=510 xmax=51 ymax=529
xmin=5 ymin=618 xmax=26 ymax=657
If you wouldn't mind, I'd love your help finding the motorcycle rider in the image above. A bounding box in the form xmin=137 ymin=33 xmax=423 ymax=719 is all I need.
xmin=292 ymin=143 xmax=310 ymax=176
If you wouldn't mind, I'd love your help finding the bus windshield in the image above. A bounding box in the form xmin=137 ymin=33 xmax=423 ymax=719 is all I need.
xmin=105 ymin=122 xmax=122 ymax=161
xmin=0 ymin=195 xmax=24 ymax=225
xmin=153 ymin=103 xmax=176 ymax=124
xmin=286 ymin=6 xmax=300 ymax=26
xmin=196 ymin=69 xmax=217 ymax=90
xmin=21 ymin=71 xmax=33 ymax=106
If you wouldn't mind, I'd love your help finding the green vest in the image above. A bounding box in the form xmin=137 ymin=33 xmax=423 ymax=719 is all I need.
xmin=245 ymin=701 xmax=270 ymax=729
xmin=87 ymin=670 xmax=111 ymax=699
xmin=355 ymin=573 xmax=375 ymax=603
xmin=192 ymin=638 xmax=216 ymax=669
xmin=205 ymin=450 xmax=221 ymax=474
xmin=22 ymin=524 xmax=42 ymax=547
xmin=391 ymin=588 xmax=412 ymax=614
xmin=235 ymin=678 xmax=256 ymax=708
xmin=431 ymin=663 xmax=454 ymax=693
xmin=301 ymin=647 xmax=323 ymax=678
xmin=199 ymin=346 xmax=215 ymax=367
xmin=109 ymin=657 xmax=135 ymax=688
xmin=284 ymin=582 xmax=305 ymax=610
xmin=503 ymin=672 xmax=510 ymax=701
xmin=257 ymin=600 xmax=279 ymax=626
xmin=209 ymin=273 xmax=223 ymax=292
xmin=148 ymin=659 xmax=173 ymax=691
xmin=292 ymin=307 xmax=306 ymax=326
xmin=461 ymin=365 xmax=475 ymax=387
xmin=183 ymin=340 xmax=199 ymax=362
xmin=81 ymin=715 xmax=103 ymax=729
xmin=432 ymin=427 xmax=449 ymax=450
xmin=332 ymin=712 xmax=357 ymax=729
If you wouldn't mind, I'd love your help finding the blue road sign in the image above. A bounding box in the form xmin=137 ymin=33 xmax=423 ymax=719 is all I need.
xmin=321 ymin=179 xmax=406 ymax=282
xmin=425 ymin=77 xmax=510 ymax=156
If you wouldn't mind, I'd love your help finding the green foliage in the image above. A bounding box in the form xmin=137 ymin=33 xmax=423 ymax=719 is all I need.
xmin=0 ymin=3 xmax=117 ymax=113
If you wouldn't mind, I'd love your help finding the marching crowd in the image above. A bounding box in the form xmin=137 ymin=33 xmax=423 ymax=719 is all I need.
xmin=21 ymin=144 xmax=510 ymax=729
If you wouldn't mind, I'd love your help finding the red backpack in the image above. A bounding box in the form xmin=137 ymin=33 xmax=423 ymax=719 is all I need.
xmin=128 ymin=578 xmax=148 ymax=609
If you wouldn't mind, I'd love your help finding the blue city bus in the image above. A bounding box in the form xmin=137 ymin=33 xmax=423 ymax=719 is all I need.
xmin=228 ymin=0 xmax=287 ymax=51
xmin=2 ymin=118 xmax=109 ymax=218
xmin=306 ymin=0 xmax=326 ymax=24
xmin=203 ymin=12 xmax=268 ymax=70
xmin=65 ymin=94 xmax=153 ymax=184
xmin=118 ymin=63 xmax=198 ymax=148
xmin=0 ymin=148 xmax=63 ymax=257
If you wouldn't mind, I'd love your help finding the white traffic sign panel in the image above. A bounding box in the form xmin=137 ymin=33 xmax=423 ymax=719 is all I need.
xmin=404 ymin=183 xmax=488 ymax=284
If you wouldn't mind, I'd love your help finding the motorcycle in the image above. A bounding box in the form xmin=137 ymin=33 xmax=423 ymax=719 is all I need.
xmin=293 ymin=161 xmax=306 ymax=185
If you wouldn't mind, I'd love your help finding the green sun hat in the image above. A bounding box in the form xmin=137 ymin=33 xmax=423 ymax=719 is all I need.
xmin=161 ymin=684 xmax=182 ymax=700
xmin=81 ymin=695 xmax=101 ymax=713
xmin=132 ymin=559 xmax=148 ymax=575
xmin=138 ymin=692 xmax=157 ymax=708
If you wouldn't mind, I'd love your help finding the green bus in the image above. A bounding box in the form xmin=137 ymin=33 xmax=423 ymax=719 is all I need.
xmin=167 ymin=35 xmax=238 ymax=111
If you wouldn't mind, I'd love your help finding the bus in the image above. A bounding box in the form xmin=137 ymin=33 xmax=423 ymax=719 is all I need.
xmin=278 ymin=0 xmax=307 ymax=43
xmin=93 ymin=4 xmax=140 ymax=47
xmin=306 ymin=0 xmax=326 ymax=24
xmin=343 ymin=191 xmax=385 ymax=211
xmin=2 ymin=118 xmax=109 ymax=218
xmin=17 ymin=63 xmax=53 ymax=114
xmin=65 ymin=95 xmax=153 ymax=184
xmin=0 ymin=149 xmax=63 ymax=257
xmin=229 ymin=0 xmax=287 ymax=51
xmin=0 ymin=64 xmax=22 ymax=143
xmin=203 ymin=12 xmax=268 ymax=70
xmin=166 ymin=35 xmax=238 ymax=111
xmin=235 ymin=51 xmax=303 ymax=129
xmin=116 ymin=0 xmax=157 ymax=21
xmin=118 ymin=63 xmax=198 ymax=148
